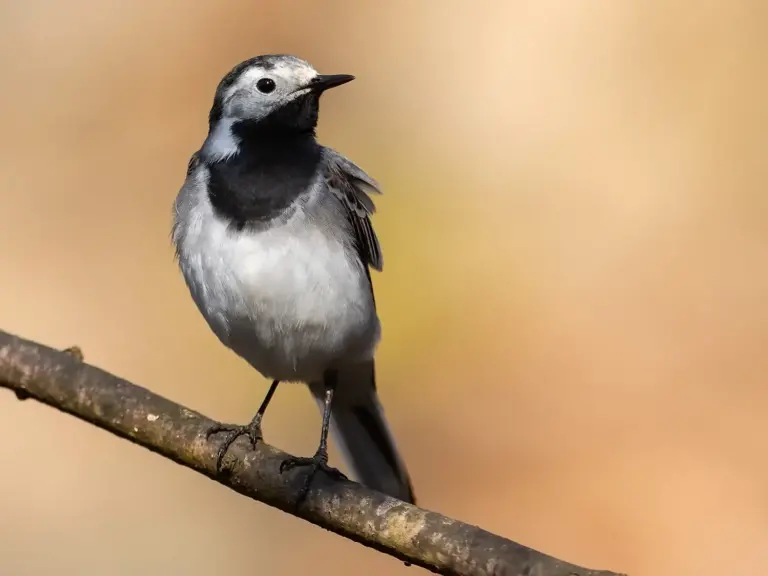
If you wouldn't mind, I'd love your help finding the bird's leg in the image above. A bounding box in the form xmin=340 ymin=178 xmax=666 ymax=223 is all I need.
xmin=280 ymin=370 xmax=347 ymax=503
xmin=207 ymin=379 xmax=280 ymax=472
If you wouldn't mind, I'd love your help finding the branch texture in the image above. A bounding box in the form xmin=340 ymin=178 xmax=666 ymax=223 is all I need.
xmin=0 ymin=329 xmax=623 ymax=576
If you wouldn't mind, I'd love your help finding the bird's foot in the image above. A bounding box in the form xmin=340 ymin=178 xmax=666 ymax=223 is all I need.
xmin=206 ymin=417 xmax=264 ymax=472
xmin=280 ymin=451 xmax=347 ymax=505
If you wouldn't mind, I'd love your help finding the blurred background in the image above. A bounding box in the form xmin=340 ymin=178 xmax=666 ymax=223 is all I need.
xmin=1 ymin=1 xmax=767 ymax=575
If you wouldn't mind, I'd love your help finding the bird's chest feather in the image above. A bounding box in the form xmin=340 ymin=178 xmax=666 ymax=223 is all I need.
xmin=179 ymin=199 xmax=372 ymax=348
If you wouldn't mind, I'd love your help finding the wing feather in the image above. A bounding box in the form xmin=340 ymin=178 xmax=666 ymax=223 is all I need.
xmin=323 ymin=149 xmax=383 ymax=272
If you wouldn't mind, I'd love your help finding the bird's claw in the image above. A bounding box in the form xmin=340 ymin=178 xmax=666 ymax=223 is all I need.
xmin=206 ymin=419 xmax=263 ymax=472
xmin=280 ymin=452 xmax=347 ymax=505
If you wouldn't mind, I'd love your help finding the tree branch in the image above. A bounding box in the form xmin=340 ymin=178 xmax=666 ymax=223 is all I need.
xmin=0 ymin=329 xmax=624 ymax=576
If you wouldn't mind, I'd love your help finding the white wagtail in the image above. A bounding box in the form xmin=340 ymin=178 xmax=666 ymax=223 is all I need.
xmin=171 ymin=54 xmax=415 ymax=503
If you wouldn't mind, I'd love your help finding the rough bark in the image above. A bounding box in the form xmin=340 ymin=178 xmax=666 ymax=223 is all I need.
xmin=0 ymin=329 xmax=624 ymax=576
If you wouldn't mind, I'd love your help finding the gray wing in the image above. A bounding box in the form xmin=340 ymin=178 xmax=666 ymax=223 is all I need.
xmin=322 ymin=148 xmax=383 ymax=273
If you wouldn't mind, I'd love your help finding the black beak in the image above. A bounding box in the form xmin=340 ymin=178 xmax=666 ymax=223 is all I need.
xmin=305 ymin=74 xmax=355 ymax=93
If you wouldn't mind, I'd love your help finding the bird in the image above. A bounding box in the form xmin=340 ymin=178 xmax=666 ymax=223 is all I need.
xmin=171 ymin=54 xmax=415 ymax=504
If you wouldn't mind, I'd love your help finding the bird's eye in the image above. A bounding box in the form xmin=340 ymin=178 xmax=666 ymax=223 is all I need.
xmin=256 ymin=78 xmax=276 ymax=94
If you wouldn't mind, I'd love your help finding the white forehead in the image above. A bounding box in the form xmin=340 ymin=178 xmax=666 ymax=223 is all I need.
xmin=227 ymin=60 xmax=318 ymax=99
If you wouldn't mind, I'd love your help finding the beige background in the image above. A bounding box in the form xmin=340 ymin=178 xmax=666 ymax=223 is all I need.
xmin=1 ymin=2 xmax=767 ymax=575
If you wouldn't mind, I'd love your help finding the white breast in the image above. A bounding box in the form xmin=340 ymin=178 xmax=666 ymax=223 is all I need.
xmin=174 ymin=170 xmax=380 ymax=383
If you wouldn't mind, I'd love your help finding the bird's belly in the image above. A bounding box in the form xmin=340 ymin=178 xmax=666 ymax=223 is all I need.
xmin=181 ymin=222 xmax=379 ymax=383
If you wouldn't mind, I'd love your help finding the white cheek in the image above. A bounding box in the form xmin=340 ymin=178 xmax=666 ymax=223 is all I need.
xmin=223 ymin=61 xmax=318 ymax=107
xmin=202 ymin=118 xmax=240 ymax=161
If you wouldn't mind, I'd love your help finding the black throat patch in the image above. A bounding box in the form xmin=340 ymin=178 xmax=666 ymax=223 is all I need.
xmin=206 ymin=121 xmax=323 ymax=230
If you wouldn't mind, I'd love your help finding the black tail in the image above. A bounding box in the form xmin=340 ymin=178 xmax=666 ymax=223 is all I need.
xmin=308 ymin=361 xmax=415 ymax=504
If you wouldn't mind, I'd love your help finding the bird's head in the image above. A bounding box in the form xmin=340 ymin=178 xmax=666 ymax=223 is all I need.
xmin=207 ymin=54 xmax=353 ymax=137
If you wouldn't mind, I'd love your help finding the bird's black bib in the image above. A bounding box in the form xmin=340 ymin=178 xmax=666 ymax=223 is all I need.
xmin=206 ymin=122 xmax=322 ymax=230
